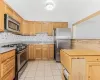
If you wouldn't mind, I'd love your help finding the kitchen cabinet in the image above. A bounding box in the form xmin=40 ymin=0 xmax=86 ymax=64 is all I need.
xmin=34 ymin=22 xmax=42 ymax=34
xmin=53 ymin=22 xmax=61 ymax=28
xmin=34 ymin=45 xmax=42 ymax=59
xmin=87 ymin=62 xmax=100 ymax=80
xmin=41 ymin=22 xmax=49 ymax=33
xmin=1 ymin=68 xmax=15 ymax=80
xmin=29 ymin=22 xmax=35 ymax=35
xmin=48 ymin=44 xmax=54 ymax=59
xmin=13 ymin=11 xmax=22 ymax=23
xmin=53 ymin=22 xmax=68 ymax=28
xmin=20 ymin=21 xmax=68 ymax=35
xmin=71 ymin=59 xmax=85 ymax=80
xmin=0 ymin=0 xmax=5 ymax=32
xmin=42 ymin=45 xmax=49 ymax=60
xmin=41 ymin=22 xmax=53 ymax=35
xmin=61 ymin=22 xmax=68 ymax=28
xmin=5 ymin=4 xmax=13 ymax=17
xmin=28 ymin=45 xmax=34 ymax=60
xmin=61 ymin=49 xmax=100 ymax=80
xmin=0 ymin=50 xmax=15 ymax=80
xmin=21 ymin=20 xmax=29 ymax=35
xmin=48 ymin=23 xmax=53 ymax=36
xmin=28 ymin=44 xmax=54 ymax=60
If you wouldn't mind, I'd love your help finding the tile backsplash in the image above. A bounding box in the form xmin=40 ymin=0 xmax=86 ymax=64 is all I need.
xmin=72 ymin=39 xmax=100 ymax=50
xmin=0 ymin=32 xmax=54 ymax=44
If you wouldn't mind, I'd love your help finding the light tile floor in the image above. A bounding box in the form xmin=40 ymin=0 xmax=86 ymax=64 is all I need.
xmin=19 ymin=60 xmax=62 ymax=80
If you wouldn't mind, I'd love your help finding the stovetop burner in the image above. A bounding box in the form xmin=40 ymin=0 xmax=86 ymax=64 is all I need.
xmin=2 ymin=43 xmax=27 ymax=52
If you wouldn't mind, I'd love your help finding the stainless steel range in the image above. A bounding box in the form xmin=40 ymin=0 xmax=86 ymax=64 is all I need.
xmin=2 ymin=43 xmax=28 ymax=80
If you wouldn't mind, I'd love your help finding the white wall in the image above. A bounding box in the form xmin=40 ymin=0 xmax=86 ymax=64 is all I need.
xmin=73 ymin=21 xmax=100 ymax=39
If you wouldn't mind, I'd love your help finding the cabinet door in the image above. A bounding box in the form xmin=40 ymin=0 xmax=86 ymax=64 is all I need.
xmin=1 ymin=68 xmax=15 ymax=80
xmin=41 ymin=22 xmax=49 ymax=33
xmin=49 ymin=44 xmax=54 ymax=59
xmin=21 ymin=21 xmax=29 ymax=35
xmin=0 ymin=0 xmax=4 ymax=32
xmin=61 ymin=22 xmax=68 ymax=28
xmin=42 ymin=45 xmax=49 ymax=60
xmin=72 ymin=59 xmax=86 ymax=80
xmin=88 ymin=62 xmax=100 ymax=80
xmin=34 ymin=45 xmax=42 ymax=59
xmin=53 ymin=22 xmax=60 ymax=28
xmin=28 ymin=45 xmax=34 ymax=60
xmin=48 ymin=23 xmax=53 ymax=36
xmin=29 ymin=22 xmax=35 ymax=35
xmin=34 ymin=22 xmax=42 ymax=34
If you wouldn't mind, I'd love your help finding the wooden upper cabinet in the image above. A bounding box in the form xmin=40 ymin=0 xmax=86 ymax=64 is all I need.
xmin=41 ymin=22 xmax=53 ymax=35
xmin=53 ymin=22 xmax=59 ymax=28
xmin=34 ymin=22 xmax=42 ymax=34
xmin=41 ymin=22 xmax=49 ymax=33
xmin=5 ymin=4 xmax=13 ymax=17
xmin=13 ymin=11 xmax=22 ymax=23
xmin=21 ymin=20 xmax=29 ymax=35
xmin=61 ymin=22 xmax=68 ymax=28
xmin=48 ymin=23 xmax=53 ymax=36
xmin=29 ymin=22 xmax=35 ymax=35
xmin=0 ymin=0 xmax=5 ymax=32
xmin=53 ymin=22 xmax=68 ymax=28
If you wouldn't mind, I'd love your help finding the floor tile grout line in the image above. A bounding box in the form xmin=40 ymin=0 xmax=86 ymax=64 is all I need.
xmin=33 ymin=60 xmax=39 ymax=80
xmin=50 ymin=61 xmax=55 ymax=80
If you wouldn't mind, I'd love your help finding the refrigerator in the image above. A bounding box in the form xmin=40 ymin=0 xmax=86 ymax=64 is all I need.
xmin=54 ymin=28 xmax=72 ymax=62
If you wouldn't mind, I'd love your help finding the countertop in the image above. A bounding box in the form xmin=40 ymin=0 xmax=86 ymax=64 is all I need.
xmin=0 ymin=47 xmax=15 ymax=54
xmin=61 ymin=49 xmax=100 ymax=56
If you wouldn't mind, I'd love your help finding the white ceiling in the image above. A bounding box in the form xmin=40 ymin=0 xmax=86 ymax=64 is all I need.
xmin=4 ymin=0 xmax=100 ymax=28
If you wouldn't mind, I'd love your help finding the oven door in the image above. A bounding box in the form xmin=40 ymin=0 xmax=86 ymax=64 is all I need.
xmin=63 ymin=69 xmax=69 ymax=80
xmin=17 ymin=49 xmax=27 ymax=71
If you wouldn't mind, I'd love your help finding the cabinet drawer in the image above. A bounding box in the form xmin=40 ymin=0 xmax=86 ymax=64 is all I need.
xmin=1 ymin=50 xmax=15 ymax=62
xmin=49 ymin=44 xmax=54 ymax=48
xmin=86 ymin=56 xmax=100 ymax=62
xmin=1 ymin=56 xmax=15 ymax=77
xmin=42 ymin=45 xmax=48 ymax=47
xmin=35 ymin=45 xmax=41 ymax=48
xmin=1 ymin=68 xmax=15 ymax=80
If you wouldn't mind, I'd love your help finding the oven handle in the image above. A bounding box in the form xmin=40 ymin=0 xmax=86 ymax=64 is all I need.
xmin=18 ymin=49 xmax=26 ymax=54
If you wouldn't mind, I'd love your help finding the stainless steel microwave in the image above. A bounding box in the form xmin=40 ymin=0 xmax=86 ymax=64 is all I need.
xmin=4 ymin=14 xmax=20 ymax=34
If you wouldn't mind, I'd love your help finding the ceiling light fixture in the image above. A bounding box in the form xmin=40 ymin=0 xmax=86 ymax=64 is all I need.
xmin=45 ymin=0 xmax=55 ymax=11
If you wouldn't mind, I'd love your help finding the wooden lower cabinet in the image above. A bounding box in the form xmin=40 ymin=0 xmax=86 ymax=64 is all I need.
xmin=61 ymin=50 xmax=100 ymax=80
xmin=1 ymin=68 xmax=15 ymax=80
xmin=0 ymin=50 xmax=15 ymax=80
xmin=34 ymin=45 xmax=42 ymax=59
xmin=42 ymin=45 xmax=49 ymax=60
xmin=87 ymin=62 xmax=100 ymax=80
xmin=28 ymin=44 xmax=54 ymax=60
xmin=49 ymin=44 xmax=54 ymax=59
xmin=28 ymin=45 xmax=34 ymax=59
